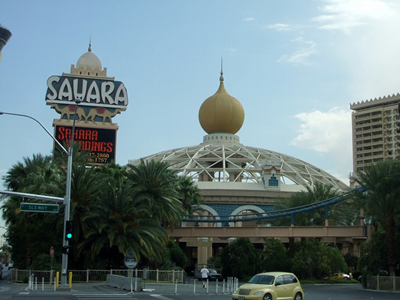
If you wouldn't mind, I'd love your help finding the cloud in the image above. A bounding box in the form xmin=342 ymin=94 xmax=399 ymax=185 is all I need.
xmin=291 ymin=107 xmax=351 ymax=153
xmin=291 ymin=108 xmax=353 ymax=183
xmin=244 ymin=17 xmax=255 ymax=22
xmin=310 ymin=0 xmax=400 ymax=100
xmin=313 ymin=0 xmax=398 ymax=32
xmin=267 ymin=23 xmax=293 ymax=31
xmin=277 ymin=37 xmax=317 ymax=64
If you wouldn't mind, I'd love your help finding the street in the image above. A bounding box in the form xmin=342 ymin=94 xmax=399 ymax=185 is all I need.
xmin=0 ymin=268 xmax=399 ymax=300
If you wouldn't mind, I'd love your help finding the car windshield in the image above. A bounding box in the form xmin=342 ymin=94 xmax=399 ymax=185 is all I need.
xmin=248 ymin=275 xmax=275 ymax=285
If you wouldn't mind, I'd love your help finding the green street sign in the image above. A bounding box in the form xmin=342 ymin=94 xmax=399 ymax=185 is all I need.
xmin=20 ymin=203 xmax=59 ymax=213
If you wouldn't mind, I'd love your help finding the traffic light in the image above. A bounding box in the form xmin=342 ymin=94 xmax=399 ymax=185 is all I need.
xmin=62 ymin=245 xmax=72 ymax=254
xmin=65 ymin=221 xmax=74 ymax=241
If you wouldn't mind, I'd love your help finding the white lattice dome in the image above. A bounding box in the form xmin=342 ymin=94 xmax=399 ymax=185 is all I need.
xmin=129 ymin=70 xmax=349 ymax=193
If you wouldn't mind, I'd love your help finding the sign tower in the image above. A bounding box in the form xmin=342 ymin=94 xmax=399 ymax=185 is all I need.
xmin=45 ymin=43 xmax=128 ymax=164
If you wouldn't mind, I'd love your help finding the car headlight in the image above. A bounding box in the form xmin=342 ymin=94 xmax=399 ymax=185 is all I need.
xmin=254 ymin=291 xmax=264 ymax=295
xmin=233 ymin=289 xmax=238 ymax=294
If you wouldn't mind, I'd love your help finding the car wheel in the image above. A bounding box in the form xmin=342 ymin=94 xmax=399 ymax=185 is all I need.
xmin=294 ymin=292 xmax=302 ymax=300
xmin=263 ymin=294 xmax=272 ymax=300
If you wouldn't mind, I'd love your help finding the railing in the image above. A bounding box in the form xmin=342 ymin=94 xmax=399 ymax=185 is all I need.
xmin=366 ymin=275 xmax=400 ymax=291
xmin=10 ymin=269 xmax=184 ymax=284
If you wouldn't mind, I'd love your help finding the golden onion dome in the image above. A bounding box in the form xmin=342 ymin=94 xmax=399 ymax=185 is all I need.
xmin=199 ymin=71 xmax=244 ymax=134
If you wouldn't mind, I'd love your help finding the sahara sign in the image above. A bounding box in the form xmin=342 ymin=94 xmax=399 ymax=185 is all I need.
xmin=46 ymin=75 xmax=128 ymax=108
xmin=54 ymin=125 xmax=116 ymax=164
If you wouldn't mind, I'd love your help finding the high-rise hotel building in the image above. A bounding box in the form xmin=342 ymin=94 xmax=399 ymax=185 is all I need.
xmin=350 ymin=93 xmax=400 ymax=173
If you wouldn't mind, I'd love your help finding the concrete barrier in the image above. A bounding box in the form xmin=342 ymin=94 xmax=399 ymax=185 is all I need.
xmin=106 ymin=274 xmax=142 ymax=291
xmin=121 ymin=277 xmax=142 ymax=291
xmin=106 ymin=274 xmax=123 ymax=289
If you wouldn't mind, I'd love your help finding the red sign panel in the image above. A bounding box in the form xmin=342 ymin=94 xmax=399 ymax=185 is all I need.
xmin=54 ymin=125 xmax=116 ymax=164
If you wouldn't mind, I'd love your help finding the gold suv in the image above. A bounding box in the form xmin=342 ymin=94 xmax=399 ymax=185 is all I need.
xmin=232 ymin=271 xmax=304 ymax=300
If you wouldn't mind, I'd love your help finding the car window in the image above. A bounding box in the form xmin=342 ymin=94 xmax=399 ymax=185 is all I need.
xmin=248 ymin=275 xmax=274 ymax=284
xmin=283 ymin=275 xmax=293 ymax=284
xmin=259 ymin=275 xmax=274 ymax=284
xmin=275 ymin=275 xmax=284 ymax=285
xmin=283 ymin=274 xmax=298 ymax=284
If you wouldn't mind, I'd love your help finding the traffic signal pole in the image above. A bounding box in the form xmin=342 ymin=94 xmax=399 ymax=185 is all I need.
xmin=0 ymin=100 xmax=81 ymax=288
xmin=60 ymin=100 xmax=80 ymax=287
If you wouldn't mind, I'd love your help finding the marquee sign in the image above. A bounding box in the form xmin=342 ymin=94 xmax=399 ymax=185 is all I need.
xmin=46 ymin=75 xmax=128 ymax=108
xmin=54 ymin=125 xmax=116 ymax=164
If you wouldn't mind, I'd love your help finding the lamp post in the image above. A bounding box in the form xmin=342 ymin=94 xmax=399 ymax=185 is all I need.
xmin=0 ymin=24 xmax=12 ymax=62
xmin=0 ymin=99 xmax=81 ymax=286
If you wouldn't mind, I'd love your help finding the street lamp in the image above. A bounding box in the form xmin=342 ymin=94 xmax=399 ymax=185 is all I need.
xmin=0 ymin=99 xmax=81 ymax=286
xmin=0 ymin=24 xmax=12 ymax=62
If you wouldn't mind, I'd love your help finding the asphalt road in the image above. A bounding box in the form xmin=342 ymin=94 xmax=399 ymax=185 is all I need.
xmin=0 ymin=269 xmax=399 ymax=300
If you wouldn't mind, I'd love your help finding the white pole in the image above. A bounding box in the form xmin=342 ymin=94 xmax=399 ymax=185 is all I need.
xmin=193 ymin=278 xmax=196 ymax=295
xmin=54 ymin=277 xmax=56 ymax=291
xmin=134 ymin=278 xmax=137 ymax=291
xmin=42 ymin=277 xmax=44 ymax=292
xmin=223 ymin=279 xmax=225 ymax=294
xmin=216 ymin=279 xmax=218 ymax=294
xmin=206 ymin=279 xmax=209 ymax=294
xmin=35 ymin=276 xmax=37 ymax=291
xmin=175 ymin=279 xmax=178 ymax=294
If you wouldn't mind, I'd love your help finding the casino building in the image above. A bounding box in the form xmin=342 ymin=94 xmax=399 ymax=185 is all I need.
xmin=129 ymin=69 xmax=355 ymax=265
xmin=50 ymin=45 xmax=365 ymax=266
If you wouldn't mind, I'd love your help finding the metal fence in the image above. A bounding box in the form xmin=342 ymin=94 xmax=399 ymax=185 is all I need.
xmin=10 ymin=269 xmax=184 ymax=284
xmin=366 ymin=275 xmax=400 ymax=291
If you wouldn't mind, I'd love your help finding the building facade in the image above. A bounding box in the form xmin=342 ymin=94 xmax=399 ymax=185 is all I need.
xmin=350 ymin=93 xmax=400 ymax=173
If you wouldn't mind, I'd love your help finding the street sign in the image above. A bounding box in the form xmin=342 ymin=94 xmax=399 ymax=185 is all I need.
xmin=124 ymin=248 xmax=138 ymax=269
xmin=123 ymin=256 xmax=138 ymax=269
xmin=20 ymin=203 xmax=59 ymax=213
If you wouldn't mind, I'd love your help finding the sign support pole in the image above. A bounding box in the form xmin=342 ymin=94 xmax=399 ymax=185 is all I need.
xmin=60 ymin=100 xmax=80 ymax=287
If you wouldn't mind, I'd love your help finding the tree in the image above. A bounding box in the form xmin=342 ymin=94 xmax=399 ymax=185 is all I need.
xmin=274 ymin=182 xmax=346 ymax=226
xmin=157 ymin=239 xmax=188 ymax=270
xmin=176 ymin=176 xmax=202 ymax=215
xmin=126 ymin=160 xmax=186 ymax=229
xmin=79 ymin=165 xmax=169 ymax=268
xmin=292 ymin=238 xmax=347 ymax=279
xmin=220 ymin=238 xmax=261 ymax=280
xmin=1 ymin=154 xmax=63 ymax=269
xmin=260 ymin=238 xmax=291 ymax=272
xmin=353 ymin=159 xmax=400 ymax=276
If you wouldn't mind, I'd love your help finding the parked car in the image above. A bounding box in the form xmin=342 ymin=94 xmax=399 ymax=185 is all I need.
xmin=324 ymin=272 xmax=351 ymax=280
xmin=232 ymin=271 xmax=304 ymax=300
xmin=8 ymin=261 xmax=13 ymax=269
xmin=193 ymin=265 xmax=222 ymax=280
xmin=0 ymin=263 xmax=3 ymax=279
xmin=207 ymin=269 xmax=222 ymax=280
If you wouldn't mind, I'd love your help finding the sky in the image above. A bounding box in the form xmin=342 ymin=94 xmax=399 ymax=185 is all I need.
xmin=1 ymin=0 xmax=400 ymax=231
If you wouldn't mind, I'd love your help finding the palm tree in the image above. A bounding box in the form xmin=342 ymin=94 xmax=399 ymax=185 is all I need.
xmin=3 ymin=153 xmax=61 ymax=194
xmin=1 ymin=153 xmax=63 ymax=268
xmin=274 ymin=182 xmax=344 ymax=226
xmin=126 ymin=160 xmax=186 ymax=229
xmin=80 ymin=176 xmax=169 ymax=267
xmin=176 ymin=176 xmax=202 ymax=215
xmin=353 ymin=159 xmax=400 ymax=276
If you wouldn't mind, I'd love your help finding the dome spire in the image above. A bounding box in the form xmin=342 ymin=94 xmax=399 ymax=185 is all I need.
xmin=88 ymin=36 xmax=92 ymax=52
xmin=220 ymin=58 xmax=224 ymax=82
